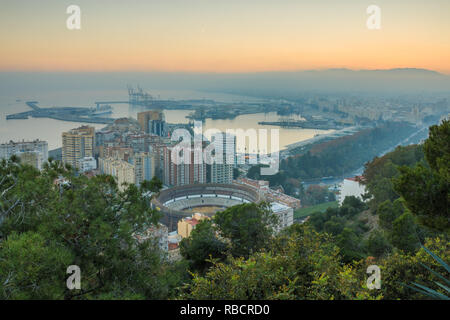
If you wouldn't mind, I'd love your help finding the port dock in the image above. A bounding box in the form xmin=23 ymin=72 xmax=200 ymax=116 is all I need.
xmin=6 ymin=101 xmax=114 ymax=124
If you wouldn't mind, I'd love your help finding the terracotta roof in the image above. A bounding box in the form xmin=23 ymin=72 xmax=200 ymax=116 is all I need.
xmin=188 ymin=218 xmax=200 ymax=226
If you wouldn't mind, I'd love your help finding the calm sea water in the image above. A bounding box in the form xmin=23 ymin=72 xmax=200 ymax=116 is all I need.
xmin=0 ymin=88 xmax=331 ymax=151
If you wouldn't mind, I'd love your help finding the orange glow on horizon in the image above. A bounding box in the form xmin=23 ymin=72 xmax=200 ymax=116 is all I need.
xmin=0 ymin=0 xmax=449 ymax=74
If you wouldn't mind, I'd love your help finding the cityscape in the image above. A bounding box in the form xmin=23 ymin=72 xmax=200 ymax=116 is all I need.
xmin=0 ymin=0 xmax=449 ymax=310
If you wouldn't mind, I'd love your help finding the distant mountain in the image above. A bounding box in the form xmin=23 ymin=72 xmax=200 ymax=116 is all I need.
xmin=371 ymin=68 xmax=443 ymax=75
xmin=1 ymin=68 xmax=449 ymax=97
xmin=202 ymin=68 xmax=450 ymax=95
xmin=304 ymin=68 xmax=443 ymax=75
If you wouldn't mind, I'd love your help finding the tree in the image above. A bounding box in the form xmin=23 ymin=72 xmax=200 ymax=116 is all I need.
xmin=390 ymin=212 xmax=419 ymax=253
xmin=341 ymin=196 xmax=366 ymax=213
xmin=0 ymin=231 xmax=72 ymax=299
xmin=213 ymin=202 xmax=278 ymax=258
xmin=393 ymin=119 xmax=449 ymax=233
xmin=246 ymin=164 xmax=268 ymax=180
xmin=180 ymin=220 xmax=227 ymax=273
xmin=377 ymin=199 xmax=404 ymax=231
xmin=363 ymin=144 xmax=424 ymax=210
xmin=394 ymin=164 xmax=449 ymax=233
xmin=337 ymin=228 xmax=364 ymax=263
xmin=423 ymin=118 xmax=450 ymax=176
xmin=0 ymin=160 xmax=178 ymax=299
xmin=140 ymin=176 xmax=163 ymax=193
xmin=379 ymin=237 xmax=449 ymax=300
xmin=323 ymin=217 xmax=345 ymax=236
xmin=184 ymin=225 xmax=379 ymax=300
xmin=366 ymin=230 xmax=391 ymax=258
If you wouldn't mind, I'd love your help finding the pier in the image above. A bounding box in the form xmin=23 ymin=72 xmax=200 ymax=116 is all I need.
xmin=6 ymin=102 xmax=115 ymax=124
xmin=258 ymin=120 xmax=339 ymax=130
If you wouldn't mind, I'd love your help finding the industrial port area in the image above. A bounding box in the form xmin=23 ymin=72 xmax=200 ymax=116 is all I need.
xmin=6 ymin=86 xmax=274 ymax=125
xmin=6 ymin=85 xmax=444 ymax=138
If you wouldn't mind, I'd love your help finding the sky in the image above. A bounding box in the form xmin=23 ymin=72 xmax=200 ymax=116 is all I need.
xmin=1 ymin=0 xmax=449 ymax=73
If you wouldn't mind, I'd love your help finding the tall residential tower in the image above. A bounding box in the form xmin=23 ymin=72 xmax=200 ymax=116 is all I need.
xmin=62 ymin=126 xmax=95 ymax=170
xmin=137 ymin=110 xmax=166 ymax=137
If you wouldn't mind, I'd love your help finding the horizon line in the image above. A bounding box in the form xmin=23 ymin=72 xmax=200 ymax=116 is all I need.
xmin=0 ymin=67 xmax=449 ymax=76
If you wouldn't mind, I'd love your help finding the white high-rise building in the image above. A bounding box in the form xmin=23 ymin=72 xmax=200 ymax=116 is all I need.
xmin=211 ymin=133 xmax=235 ymax=184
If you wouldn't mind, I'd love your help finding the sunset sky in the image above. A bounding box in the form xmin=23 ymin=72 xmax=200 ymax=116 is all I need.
xmin=1 ymin=0 xmax=449 ymax=73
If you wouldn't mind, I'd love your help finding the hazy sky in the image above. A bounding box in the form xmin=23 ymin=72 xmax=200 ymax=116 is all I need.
xmin=1 ymin=0 xmax=449 ymax=73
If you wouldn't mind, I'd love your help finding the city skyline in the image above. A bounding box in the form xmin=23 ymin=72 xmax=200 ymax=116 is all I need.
xmin=1 ymin=0 xmax=450 ymax=74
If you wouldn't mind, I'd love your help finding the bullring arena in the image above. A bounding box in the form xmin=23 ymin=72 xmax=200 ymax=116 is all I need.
xmin=152 ymin=183 xmax=262 ymax=231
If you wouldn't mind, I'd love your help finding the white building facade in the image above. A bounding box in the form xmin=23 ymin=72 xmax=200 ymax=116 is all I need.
xmin=338 ymin=177 xmax=367 ymax=205
xmin=271 ymin=202 xmax=294 ymax=233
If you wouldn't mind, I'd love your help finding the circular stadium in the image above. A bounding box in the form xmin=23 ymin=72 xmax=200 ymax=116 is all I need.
xmin=152 ymin=183 xmax=261 ymax=231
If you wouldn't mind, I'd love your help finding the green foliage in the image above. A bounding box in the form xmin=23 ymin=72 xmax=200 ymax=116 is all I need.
xmin=0 ymin=120 xmax=448 ymax=300
xmin=393 ymin=119 xmax=449 ymax=233
xmin=0 ymin=158 xmax=182 ymax=300
xmin=377 ymin=199 xmax=404 ymax=231
xmin=389 ymin=212 xmax=419 ymax=253
xmin=364 ymin=144 xmax=424 ymax=210
xmin=308 ymin=196 xmax=368 ymax=262
xmin=342 ymin=196 xmax=367 ymax=213
xmin=184 ymin=225 xmax=379 ymax=300
xmin=246 ymin=164 xmax=269 ymax=180
xmin=379 ymin=237 xmax=449 ymax=300
xmin=394 ymin=164 xmax=449 ymax=233
xmin=247 ymin=123 xmax=417 ymax=198
xmin=213 ymin=202 xmax=278 ymax=258
xmin=403 ymin=244 xmax=450 ymax=300
xmin=337 ymin=228 xmax=365 ymax=263
xmin=281 ymin=122 xmax=417 ymax=181
xmin=365 ymin=230 xmax=392 ymax=258
xmin=140 ymin=176 xmax=163 ymax=193
xmin=0 ymin=231 xmax=73 ymax=299
xmin=180 ymin=220 xmax=226 ymax=273
xmin=424 ymin=118 xmax=450 ymax=176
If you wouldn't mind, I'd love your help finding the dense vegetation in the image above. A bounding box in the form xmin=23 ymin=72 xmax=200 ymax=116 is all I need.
xmin=185 ymin=119 xmax=449 ymax=299
xmin=247 ymin=122 xmax=419 ymax=197
xmin=0 ymin=120 xmax=448 ymax=300
xmin=0 ymin=160 xmax=185 ymax=299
